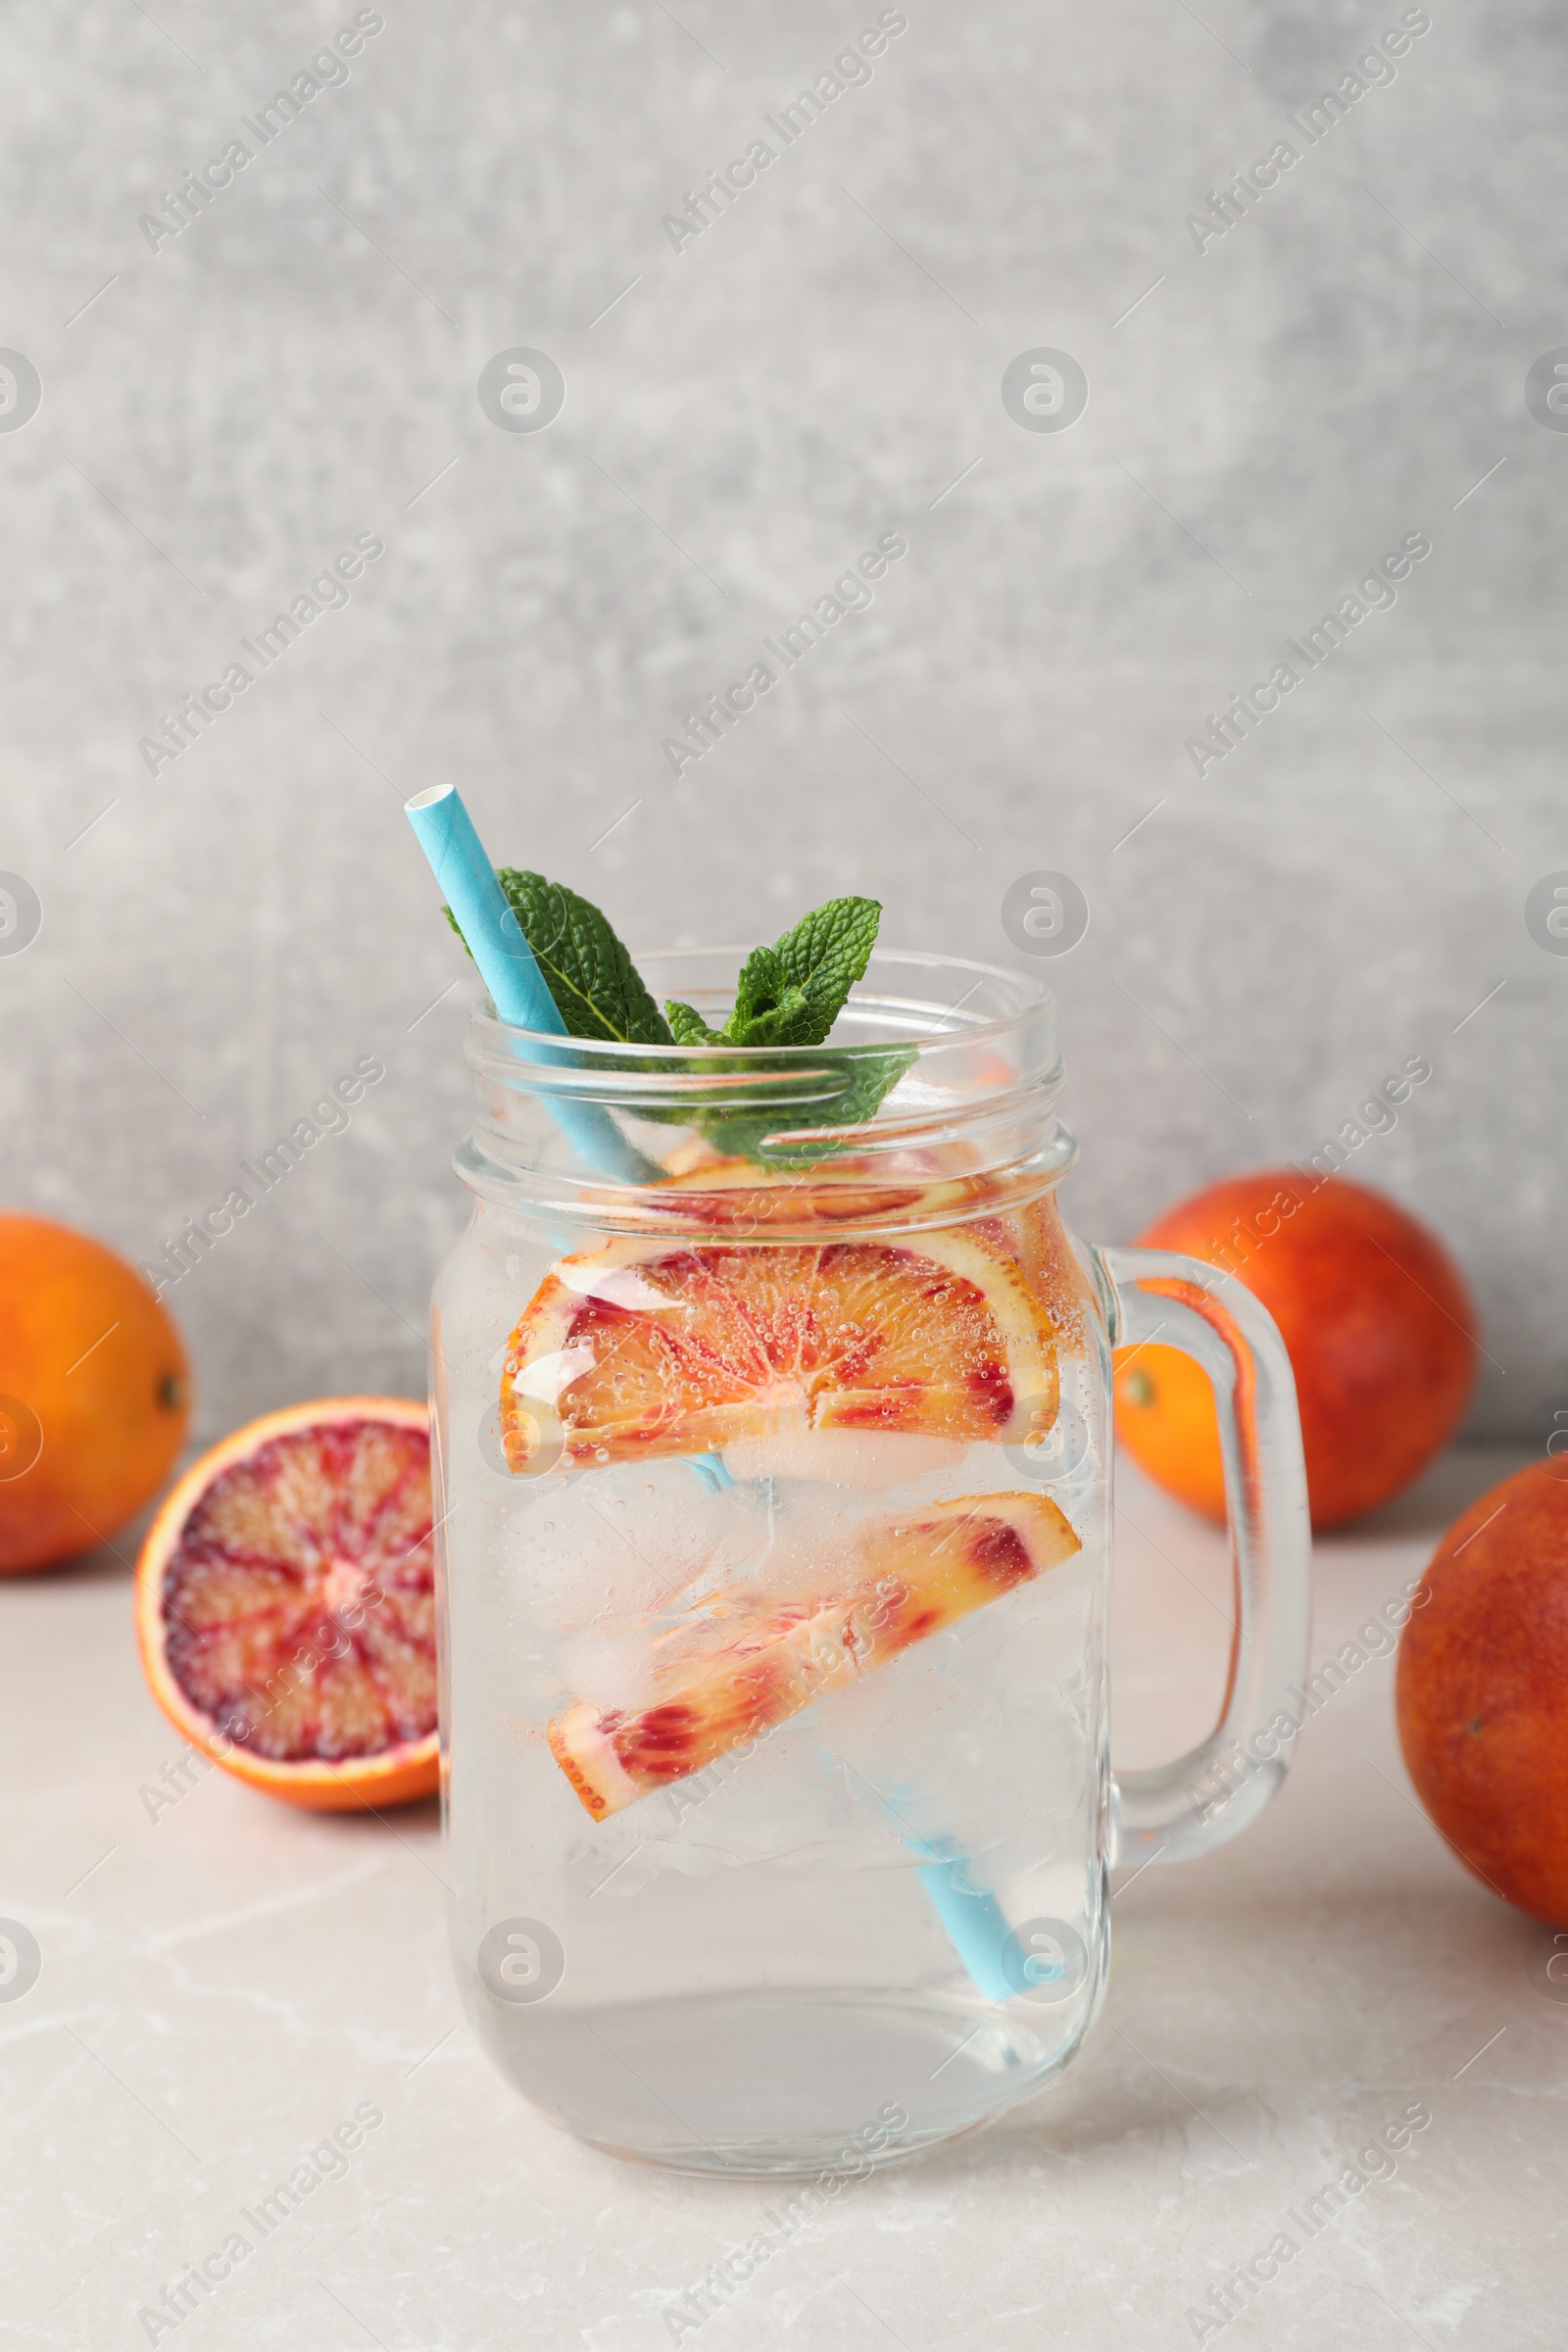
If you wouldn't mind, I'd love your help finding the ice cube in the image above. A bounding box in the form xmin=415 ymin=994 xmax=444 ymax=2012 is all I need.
xmin=719 ymin=1429 xmax=972 ymax=1491
xmin=505 ymin=1458 xmax=763 ymax=1631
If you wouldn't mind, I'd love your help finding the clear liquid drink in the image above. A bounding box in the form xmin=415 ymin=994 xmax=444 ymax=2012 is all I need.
xmin=431 ymin=953 xmax=1309 ymax=2174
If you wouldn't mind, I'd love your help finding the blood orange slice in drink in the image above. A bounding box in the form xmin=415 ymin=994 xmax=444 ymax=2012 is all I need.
xmin=500 ymin=1230 xmax=1058 ymax=1474
xmin=620 ymin=1150 xmax=992 ymax=1237
xmin=134 ymin=1398 xmax=438 ymax=1811
xmin=548 ymin=1490 xmax=1080 ymax=1820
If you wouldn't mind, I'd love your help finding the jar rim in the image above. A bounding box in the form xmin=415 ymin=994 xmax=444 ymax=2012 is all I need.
xmin=466 ymin=947 xmax=1055 ymax=1068
xmin=458 ymin=948 xmax=1068 ymax=1223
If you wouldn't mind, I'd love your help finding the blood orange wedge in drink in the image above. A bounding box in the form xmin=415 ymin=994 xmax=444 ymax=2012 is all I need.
xmin=134 ymin=1398 xmax=439 ymax=1810
xmin=500 ymin=1230 xmax=1058 ymax=1474
xmin=548 ymin=1490 xmax=1080 ymax=1820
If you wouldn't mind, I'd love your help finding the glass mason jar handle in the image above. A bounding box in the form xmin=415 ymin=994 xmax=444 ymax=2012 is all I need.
xmin=1089 ymin=1245 xmax=1312 ymax=1867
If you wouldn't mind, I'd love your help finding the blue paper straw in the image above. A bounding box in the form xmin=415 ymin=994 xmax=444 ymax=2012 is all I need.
xmin=857 ymin=1765 xmax=1030 ymax=2006
xmin=405 ymin=781 xmax=568 ymax=1029
xmin=405 ymin=784 xmax=656 ymax=1182
xmin=912 ymin=1850 xmax=1023 ymax=2006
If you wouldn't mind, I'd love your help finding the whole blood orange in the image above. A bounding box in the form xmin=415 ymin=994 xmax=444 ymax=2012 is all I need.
xmin=134 ymin=1398 xmax=438 ymax=1810
xmin=1112 ymin=1172 xmax=1476 ymax=1529
xmin=0 ymin=1214 xmax=190 ymax=1572
xmin=1396 ymin=1459 xmax=1568 ymax=1924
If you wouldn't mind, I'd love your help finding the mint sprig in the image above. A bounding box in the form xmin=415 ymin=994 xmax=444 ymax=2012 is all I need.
xmin=443 ymin=877 xmax=910 ymax=1162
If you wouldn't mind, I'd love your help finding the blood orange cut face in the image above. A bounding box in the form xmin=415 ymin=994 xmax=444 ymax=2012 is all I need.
xmin=500 ymin=1230 xmax=1058 ymax=1474
xmin=548 ymin=1490 xmax=1081 ymax=1821
xmin=134 ymin=1397 xmax=439 ymax=1811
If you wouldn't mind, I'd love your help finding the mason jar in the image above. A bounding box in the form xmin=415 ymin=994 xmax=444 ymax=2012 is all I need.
xmin=429 ymin=951 xmax=1309 ymax=2175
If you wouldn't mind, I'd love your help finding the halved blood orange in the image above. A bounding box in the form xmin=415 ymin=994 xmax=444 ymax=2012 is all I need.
xmin=500 ymin=1230 xmax=1058 ymax=1473
xmin=134 ymin=1398 xmax=438 ymax=1811
xmin=549 ymin=1490 xmax=1081 ymax=1820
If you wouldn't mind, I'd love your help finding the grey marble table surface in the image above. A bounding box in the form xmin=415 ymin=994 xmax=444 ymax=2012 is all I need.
xmin=2 ymin=1446 xmax=1558 ymax=2352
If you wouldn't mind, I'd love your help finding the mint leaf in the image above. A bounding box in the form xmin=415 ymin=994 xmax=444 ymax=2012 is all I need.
xmin=725 ymin=898 xmax=881 ymax=1049
xmin=696 ymin=1042 xmax=916 ymax=1167
xmin=445 ymin=870 xmax=671 ymax=1046
xmin=496 ymin=871 xmax=671 ymax=1045
xmin=664 ymin=999 xmax=725 ymax=1047
xmin=726 ymin=947 xmax=807 ymax=1048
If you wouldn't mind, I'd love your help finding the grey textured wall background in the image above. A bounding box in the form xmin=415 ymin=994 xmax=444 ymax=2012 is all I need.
xmin=1 ymin=0 xmax=1562 ymax=1444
